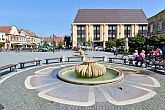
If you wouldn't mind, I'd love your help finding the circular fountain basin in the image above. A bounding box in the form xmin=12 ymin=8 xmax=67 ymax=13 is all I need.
xmin=57 ymin=66 xmax=124 ymax=85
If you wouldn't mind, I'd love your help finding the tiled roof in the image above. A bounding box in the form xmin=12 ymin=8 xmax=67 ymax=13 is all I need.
xmin=44 ymin=37 xmax=64 ymax=42
xmin=74 ymin=9 xmax=148 ymax=23
xmin=148 ymin=9 xmax=165 ymax=20
xmin=0 ymin=26 xmax=12 ymax=34
xmin=20 ymin=29 xmax=36 ymax=37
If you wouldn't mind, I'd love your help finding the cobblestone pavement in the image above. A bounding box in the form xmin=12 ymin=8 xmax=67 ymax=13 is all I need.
xmin=0 ymin=51 xmax=164 ymax=110
xmin=0 ymin=51 xmax=113 ymax=66
xmin=0 ymin=62 xmax=165 ymax=110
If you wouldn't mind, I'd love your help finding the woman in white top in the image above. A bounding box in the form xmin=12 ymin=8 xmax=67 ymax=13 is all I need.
xmin=133 ymin=50 xmax=139 ymax=61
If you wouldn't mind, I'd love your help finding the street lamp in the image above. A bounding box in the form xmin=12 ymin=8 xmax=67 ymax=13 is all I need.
xmin=103 ymin=24 xmax=105 ymax=49
xmin=124 ymin=37 xmax=129 ymax=54
xmin=53 ymin=33 xmax=55 ymax=53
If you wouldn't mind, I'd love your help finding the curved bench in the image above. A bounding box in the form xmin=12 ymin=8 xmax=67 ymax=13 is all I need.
xmin=154 ymin=58 xmax=165 ymax=71
xmin=19 ymin=60 xmax=41 ymax=69
xmin=0 ymin=64 xmax=17 ymax=78
xmin=67 ymin=56 xmax=83 ymax=62
xmin=45 ymin=57 xmax=63 ymax=64
xmin=109 ymin=57 xmax=126 ymax=64
xmin=92 ymin=56 xmax=105 ymax=61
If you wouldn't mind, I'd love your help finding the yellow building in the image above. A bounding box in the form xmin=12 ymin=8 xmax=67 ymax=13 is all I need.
xmin=72 ymin=9 xmax=148 ymax=48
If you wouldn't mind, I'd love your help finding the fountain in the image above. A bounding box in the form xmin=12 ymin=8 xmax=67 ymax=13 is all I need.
xmin=57 ymin=60 xmax=124 ymax=85
xmin=75 ymin=60 xmax=106 ymax=78
xmin=25 ymin=59 xmax=160 ymax=106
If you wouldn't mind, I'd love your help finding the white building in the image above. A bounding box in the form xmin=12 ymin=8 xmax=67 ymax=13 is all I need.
xmin=34 ymin=37 xmax=42 ymax=45
xmin=19 ymin=30 xmax=27 ymax=45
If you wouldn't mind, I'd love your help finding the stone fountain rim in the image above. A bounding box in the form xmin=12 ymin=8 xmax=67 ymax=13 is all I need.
xmin=57 ymin=66 xmax=124 ymax=85
xmin=83 ymin=60 xmax=96 ymax=63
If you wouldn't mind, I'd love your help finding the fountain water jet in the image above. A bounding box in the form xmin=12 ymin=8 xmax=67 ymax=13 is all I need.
xmin=75 ymin=60 xmax=106 ymax=78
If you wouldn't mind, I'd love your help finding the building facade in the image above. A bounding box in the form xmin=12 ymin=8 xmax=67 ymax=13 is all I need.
xmin=19 ymin=29 xmax=27 ymax=45
xmin=148 ymin=9 xmax=165 ymax=36
xmin=43 ymin=36 xmax=64 ymax=47
xmin=34 ymin=37 xmax=42 ymax=45
xmin=0 ymin=32 xmax=6 ymax=43
xmin=0 ymin=26 xmax=20 ymax=49
xmin=19 ymin=29 xmax=37 ymax=45
xmin=72 ymin=9 xmax=148 ymax=48
xmin=0 ymin=26 xmax=41 ymax=49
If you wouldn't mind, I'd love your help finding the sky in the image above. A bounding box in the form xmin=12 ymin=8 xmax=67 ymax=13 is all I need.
xmin=0 ymin=0 xmax=164 ymax=37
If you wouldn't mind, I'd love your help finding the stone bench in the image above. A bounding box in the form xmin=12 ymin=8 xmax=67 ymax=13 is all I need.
xmin=45 ymin=57 xmax=63 ymax=64
xmin=92 ymin=56 xmax=105 ymax=61
xmin=0 ymin=64 xmax=17 ymax=77
xmin=109 ymin=57 xmax=126 ymax=64
xmin=67 ymin=56 xmax=84 ymax=62
xmin=19 ymin=60 xmax=41 ymax=69
xmin=128 ymin=58 xmax=149 ymax=68
xmin=154 ymin=58 xmax=165 ymax=71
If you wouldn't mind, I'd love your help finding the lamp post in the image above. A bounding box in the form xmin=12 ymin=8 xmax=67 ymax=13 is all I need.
xmin=53 ymin=33 xmax=55 ymax=53
xmin=69 ymin=40 xmax=71 ymax=49
xmin=103 ymin=24 xmax=105 ymax=49
xmin=124 ymin=37 xmax=129 ymax=54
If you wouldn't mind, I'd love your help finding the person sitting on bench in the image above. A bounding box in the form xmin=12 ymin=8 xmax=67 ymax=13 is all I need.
xmin=129 ymin=50 xmax=139 ymax=65
xmin=135 ymin=50 xmax=146 ymax=66
xmin=132 ymin=50 xmax=139 ymax=61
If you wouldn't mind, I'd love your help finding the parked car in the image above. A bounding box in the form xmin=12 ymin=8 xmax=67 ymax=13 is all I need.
xmin=95 ymin=46 xmax=104 ymax=51
xmin=38 ymin=48 xmax=48 ymax=52
xmin=105 ymin=47 xmax=111 ymax=52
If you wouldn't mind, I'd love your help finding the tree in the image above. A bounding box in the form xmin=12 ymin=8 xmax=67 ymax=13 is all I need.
xmin=158 ymin=34 xmax=165 ymax=46
xmin=43 ymin=41 xmax=49 ymax=48
xmin=58 ymin=41 xmax=64 ymax=47
xmin=83 ymin=41 xmax=89 ymax=46
xmin=32 ymin=44 xmax=38 ymax=49
xmin=0 ymin=42 xmax=5 ymax=48
xmin=148 ymin=35 xmax=165 ymax=47
xmin=64 ymin=35 xmax=71 ymax=47
xmin=115 ymin=38 xmax=125 ymax=47
xmin=128 ymin=36 xmax=145 ymax=52
xmin=11 ymin=43 xmax=19 ymax=48
xmin=105 ymin=40 xmax=116 ymax=48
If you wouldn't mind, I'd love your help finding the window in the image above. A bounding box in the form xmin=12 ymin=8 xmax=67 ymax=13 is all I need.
xmin=158 ymin=20 xmax=163 ymax=31
xmin=10 ymin=36 xmax=12 ymax=41
xmin=163 ymin=20 xmax=165 ymax=30
xmin=77 ymin=27 xmax=81 ymax=30
xmin=124 ymin=25 xmax=132 ymax=38
xmin=108 ymin=25 xmax=117 ymax=40
xmin=77 ymin=25 xmax=86 ymax=43
xmin=153 ymin=23 xmax=156 ymax=32
xmin=93 ymin=25 xmax=100 ymax=40
xmin=138 ymin=25 xmax=147 ymax=36
xmin=108 ymin=26 xmax=112 ymax=30
xmin=2 ymin=35 xmax=4 ymax=40
xmin=149 ymin=24 xmax=154 ymax=33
